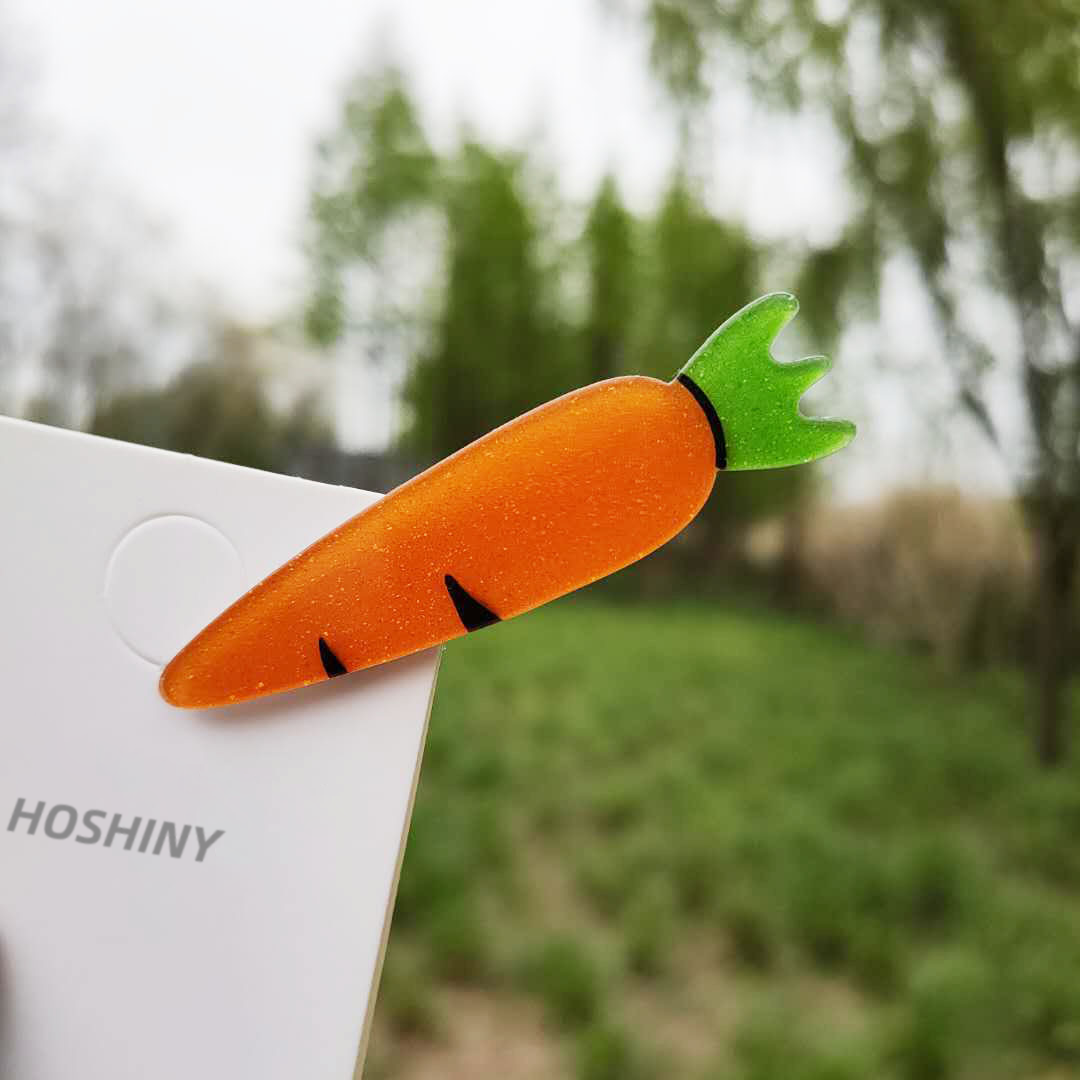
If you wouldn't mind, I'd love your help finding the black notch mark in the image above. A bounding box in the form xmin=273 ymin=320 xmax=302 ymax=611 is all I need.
xmin=444 ymin=575 xmax=500 ymax=632
xmin=318 ymin=637 xmax=348 ymax=678
xmin=677 ymin=373 xmax=727 ymax=469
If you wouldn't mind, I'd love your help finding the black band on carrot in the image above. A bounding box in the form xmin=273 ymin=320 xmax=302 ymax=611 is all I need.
xmin=677 ymin=373 xmax=727 ymax=469
xmin=318 ymin=637 xmax=348 ymax=677
xmin=445 ymin=574 xmax=501 ymax=632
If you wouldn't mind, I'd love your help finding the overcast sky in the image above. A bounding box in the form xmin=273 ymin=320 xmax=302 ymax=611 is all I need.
xmin=7 ymin=0 xmax=1010 ymax=495
xmin=10 ymin=0 xmax=849 ymax=320
xmin=9 ymin=1 xmax=658 ymax=320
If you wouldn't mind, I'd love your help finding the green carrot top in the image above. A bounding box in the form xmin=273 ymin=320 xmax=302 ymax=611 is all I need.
xmin=676 ymin=292 xmax=855 ymax=471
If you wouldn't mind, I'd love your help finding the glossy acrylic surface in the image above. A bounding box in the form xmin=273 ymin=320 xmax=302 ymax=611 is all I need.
xmin=162 ymin=291 xmax=857 ymax=709
xmin=161 ymin=376 xmax=716 ymax=707
xmin=678 ymin=292 xmax=856 ymax=470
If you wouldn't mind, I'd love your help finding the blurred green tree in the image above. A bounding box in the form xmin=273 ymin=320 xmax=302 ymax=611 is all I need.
xmin=634 ymin=0 xmax=1080 ymax=764
xmin=636 ymin=170 xmax=758 ymax=380
xmin=582 ymin=174 xmax=636 ymax=383
xmin=639 ymin=172 xmax=809 ymax=566
xmin=90 ymin=326 xmax=332 ymax=473
xmin=403 ymin=143 xmax=575 ymax=458
xmin=305 ymin=65 xmax=437 ymax=350
xmin=306 ymin=62 xmax=814 ymax=585
xmin=305 ymin=69 xmax=578 ymax=460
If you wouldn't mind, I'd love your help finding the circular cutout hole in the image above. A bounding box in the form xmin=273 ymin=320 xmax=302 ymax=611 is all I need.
xmin=104 ymin=515 xmax=246 ymax=666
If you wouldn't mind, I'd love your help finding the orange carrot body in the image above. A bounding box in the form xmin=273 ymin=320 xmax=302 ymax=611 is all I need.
xmin=161 ymin=376 xmax=716 ymax=708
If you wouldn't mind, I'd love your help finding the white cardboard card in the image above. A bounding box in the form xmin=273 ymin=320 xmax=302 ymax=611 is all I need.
xmin=0 ymin=416 xmax=440 ymax=1079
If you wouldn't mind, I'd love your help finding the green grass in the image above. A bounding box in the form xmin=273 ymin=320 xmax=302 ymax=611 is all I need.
xmin=369 ymin=598 xmax=1080 ymax=1078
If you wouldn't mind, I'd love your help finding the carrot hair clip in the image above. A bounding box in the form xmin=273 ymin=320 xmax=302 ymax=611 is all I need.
xmin=161 ymin=292 xmax=854 ymax=708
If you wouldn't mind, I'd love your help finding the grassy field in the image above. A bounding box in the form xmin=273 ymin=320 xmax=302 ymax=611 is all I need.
xmin=365 ymin=598 xmax=1080 ymax=1080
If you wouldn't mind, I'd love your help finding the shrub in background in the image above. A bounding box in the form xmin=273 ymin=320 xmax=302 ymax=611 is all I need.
xmin=749 ymin=491 xmax=1039 ymax=669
